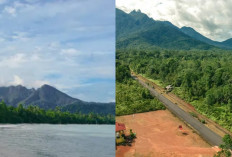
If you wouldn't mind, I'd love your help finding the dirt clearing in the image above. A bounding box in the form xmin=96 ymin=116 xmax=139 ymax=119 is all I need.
xmin=116 ymin=110 xmax=219 ymax=157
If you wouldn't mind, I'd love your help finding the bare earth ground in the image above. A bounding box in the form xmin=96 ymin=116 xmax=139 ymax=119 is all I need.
xmin=116 ymin=111 xmax=219 ymax=157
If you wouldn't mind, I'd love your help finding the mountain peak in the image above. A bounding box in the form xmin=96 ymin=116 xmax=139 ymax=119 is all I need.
xmin=41 ymin=84 xmax=55 ymax=89
xmin=130 ymin=9 xmax=142 ymax=14
xmin=40 ymin=84 xmax=62 ymax=93
xmin=7 ymin=85 xmax=31 ymax=92
xmin=0 ymin=85 xmax=34 ymax=106
xmin=181 ymin=26 xmax=196 ymax=31
xmin=129 ymin=9 xmax=150 ymax=20
xmin=8 ymin=84 xmax=24 ymax=88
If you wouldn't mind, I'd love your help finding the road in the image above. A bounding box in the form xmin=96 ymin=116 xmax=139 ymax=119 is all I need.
xmin=133 ymin=75 xmax=223 ymax=146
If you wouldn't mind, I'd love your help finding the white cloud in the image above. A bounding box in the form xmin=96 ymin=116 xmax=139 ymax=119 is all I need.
xmin=0 ymin=75 xmax=49 ymax=88
xmin=0 ymin=37 xmax=5 ymax=42
xmin=0 ymin=53 xmax=26 ymax=68
xmin=11 ymin=32 xmax=30 ymax=41
xmin=31 ymin=80 xmax=49 ymax=88
xmin=4 ymin=6 xmax=16 ymax=16
xmin=48 ymin=42 xmax=60 ymax=50
xmin=60 ymin=48 xmax=81 ymax=56
xmin=11 ymin=75 xmax=24 ymax=85
xmin=3 ymin=1 xmax=30 ymax=16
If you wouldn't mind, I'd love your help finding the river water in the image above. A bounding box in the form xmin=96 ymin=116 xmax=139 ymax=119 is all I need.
xmin=0 ymin=124 xmax=115 ymax=157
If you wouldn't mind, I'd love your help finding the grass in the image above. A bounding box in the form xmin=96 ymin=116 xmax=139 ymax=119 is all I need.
xmin=139 ymin=74 xmax=165 ymax=88
xmin=189 ymin=112 xmax=198 ymax=118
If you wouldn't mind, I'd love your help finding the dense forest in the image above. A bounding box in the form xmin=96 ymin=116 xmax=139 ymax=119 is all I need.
xmin=0 ymin=101 xmax=114 ymax=124
xmin=117 ymin=48 xmax=232 ymax=131
xmin=116 ymin=61 xmax=165 ymax=116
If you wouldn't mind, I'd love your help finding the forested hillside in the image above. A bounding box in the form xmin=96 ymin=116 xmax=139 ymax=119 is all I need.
xmin=117 ymin=48 xmax=232 ymax=131
xmin=116 ymin=8 xmax=215 ymax=50
xmin=116 ymin=8 xmax=232 ymax=50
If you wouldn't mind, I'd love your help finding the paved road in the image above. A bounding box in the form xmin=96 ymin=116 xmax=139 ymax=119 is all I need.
xmin=135 ymin=76 xmax=223 ymax=146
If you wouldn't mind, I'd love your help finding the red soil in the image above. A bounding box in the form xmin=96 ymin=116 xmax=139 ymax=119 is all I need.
xmin=116 ymin=110 xmax=219 ymax=157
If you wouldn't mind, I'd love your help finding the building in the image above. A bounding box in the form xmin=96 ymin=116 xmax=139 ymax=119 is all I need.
xmin=165 ymin=85 xmax=173 ymax=92
xmin=116 ymin=122 xmax=126 ymax=144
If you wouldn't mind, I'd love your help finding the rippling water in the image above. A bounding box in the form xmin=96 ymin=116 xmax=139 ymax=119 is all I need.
xmin=0 ymin=124 xmax=115 ymax=157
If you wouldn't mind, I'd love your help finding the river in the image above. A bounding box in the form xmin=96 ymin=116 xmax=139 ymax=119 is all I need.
xmin=0 ymin=124 xmax=115 ymax=157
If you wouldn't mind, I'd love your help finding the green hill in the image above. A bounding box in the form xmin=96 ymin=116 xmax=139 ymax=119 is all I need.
xmin=116 ymin=8 xmax=214 ymax=50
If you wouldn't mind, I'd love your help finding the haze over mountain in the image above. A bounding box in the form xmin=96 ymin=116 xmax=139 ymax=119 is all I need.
xmin=0 ymin=85 xmax=115 ymax=115
xmin=180 ymin=27 xmax=232 ymax=49
xmin=116 ymin=8 xmax=232 ymax=50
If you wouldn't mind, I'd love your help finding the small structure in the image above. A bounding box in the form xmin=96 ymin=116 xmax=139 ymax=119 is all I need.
xmin=116 ymin=122 xmax=126 ymax=144
xmin=178 ymin=125 xmax=188 ymax=135
xmin=165 ymin=85 xmax=173 ymax=92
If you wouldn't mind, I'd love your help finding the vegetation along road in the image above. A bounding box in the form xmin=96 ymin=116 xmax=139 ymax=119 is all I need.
xmin=132 ymin=73 xmax=223 ymax=146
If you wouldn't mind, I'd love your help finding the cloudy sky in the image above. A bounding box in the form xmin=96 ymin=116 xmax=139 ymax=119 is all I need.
xmin=0 ymin=0 xmax=115 ymax=102
xmin=117 ymin=0 xmax=232 ymax=42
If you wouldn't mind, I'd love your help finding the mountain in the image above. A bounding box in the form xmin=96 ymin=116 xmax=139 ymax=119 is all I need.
xmin=222 ymin=38 xmax=232 ymax=47
xmin=0 ymin=85 xmax=35 ymax=106
xmin=0 ymin=85 xmax=115 ymax=115
xmin=117 ymin=8 xmax=232 ymax=50
xmin=116 ymin=8 xmax=214 ymax=50
xmin=20 ymin=84 xmax=78 ymax=109
xmin=180 ymin=26 xmax=232 ymax=49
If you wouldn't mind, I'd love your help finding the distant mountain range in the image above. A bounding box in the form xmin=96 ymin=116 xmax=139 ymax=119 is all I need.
xmin=0 ymin=84 xmax=115 ymax=115
xmin=180 ymin=26 xmax=232 ymax=49
xmin=116 ymin=8 xmax=232 ymax=50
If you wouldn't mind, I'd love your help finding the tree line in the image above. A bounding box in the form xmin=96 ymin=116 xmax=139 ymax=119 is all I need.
xmin=0 ymin=101 xmax=114 ymax=124
xmin=116 ymin=61 xmax=165 ymax=116
xmin=117 ymin=48 xmax=232 ymax=131
xmin=215 ymin=134 xmax=232 ymax=157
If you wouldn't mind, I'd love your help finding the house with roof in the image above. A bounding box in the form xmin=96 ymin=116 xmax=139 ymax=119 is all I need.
xmin=116 ymin=122 xmax=126 ymax=144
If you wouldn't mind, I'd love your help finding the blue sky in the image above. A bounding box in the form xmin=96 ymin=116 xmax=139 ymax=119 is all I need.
xmin=0 ymin=0 xmax=115 ymax=102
